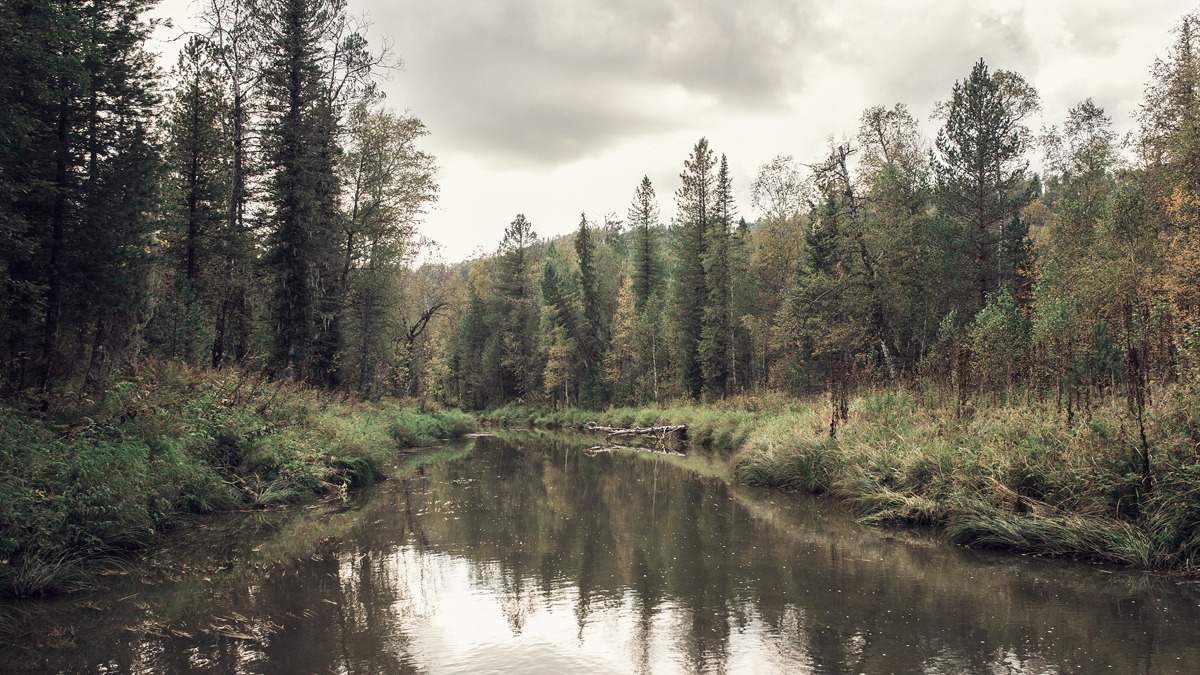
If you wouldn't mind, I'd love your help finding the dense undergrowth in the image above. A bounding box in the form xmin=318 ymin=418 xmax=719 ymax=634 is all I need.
xmin=487 ymin=387 xmax=1200 ymax=573
xmin=0 ymin=361 xmax=474 ymax=597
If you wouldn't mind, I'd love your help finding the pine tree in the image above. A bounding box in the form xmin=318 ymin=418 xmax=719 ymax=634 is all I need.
xmin=934 ymin=59 xmax=1038 ymax=316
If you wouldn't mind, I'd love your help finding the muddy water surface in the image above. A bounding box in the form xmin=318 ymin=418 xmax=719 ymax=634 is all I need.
xmin=3 ymin=433 xmax=1199 ymax=673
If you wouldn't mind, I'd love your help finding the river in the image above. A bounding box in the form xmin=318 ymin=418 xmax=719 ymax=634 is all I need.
xmin=2 ymin=432 xmax=1198 ymax=673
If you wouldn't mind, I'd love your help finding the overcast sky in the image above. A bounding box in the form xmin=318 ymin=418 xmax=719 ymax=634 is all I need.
xmin=150 ymin=0 xmax=1198 ymax=262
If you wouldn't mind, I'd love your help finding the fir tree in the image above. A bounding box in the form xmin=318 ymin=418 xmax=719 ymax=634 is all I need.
xmin=700 ymin=154 xmax=734 ymax=396
xmin=673 ymin=138 xmax=716 ymax=398
xmin=628 ymin=175 xmax=662 ymax=310
xmin=575 ymin=213 xmax=607 ymax=403
xmin=496 ymin=214 xmax=540 ymax=399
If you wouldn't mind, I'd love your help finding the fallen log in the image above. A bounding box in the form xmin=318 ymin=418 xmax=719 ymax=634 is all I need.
xmin=584 ymin=444 xmax=685 ymax=457
xmin=582 ymin=422 xmax=687 ymax=445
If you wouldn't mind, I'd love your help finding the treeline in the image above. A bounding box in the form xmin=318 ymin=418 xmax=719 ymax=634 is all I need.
xmin=426 ymin=12 xmax=1200 ymax=450
xmin=0 ymin=0 xmax=439 ymax=398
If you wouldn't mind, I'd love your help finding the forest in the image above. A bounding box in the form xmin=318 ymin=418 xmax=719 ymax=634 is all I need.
xmin=1 ymin=0 xmax=1195 ymax=418
xmin=5 ymin=0 xmax=1200 ymax=594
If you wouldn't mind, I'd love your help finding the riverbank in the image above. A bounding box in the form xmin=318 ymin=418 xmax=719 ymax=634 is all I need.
xmin=484 ymin=387 xmax=1200 ymax=573
xmin=0 ymin=361 xmax=474 ymax=597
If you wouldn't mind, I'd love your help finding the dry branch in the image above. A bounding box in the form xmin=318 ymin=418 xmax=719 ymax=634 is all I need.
xmin=582 ymin=422 xmax=687 ymax=446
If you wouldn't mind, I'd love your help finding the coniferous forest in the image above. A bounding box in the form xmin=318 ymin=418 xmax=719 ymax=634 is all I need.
xmin=7 ymin=0 xmax=1200 ymax=598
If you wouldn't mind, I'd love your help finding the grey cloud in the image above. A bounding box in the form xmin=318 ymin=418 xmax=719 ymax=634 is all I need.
xmin=816 ymin=3 xmax=1047 ymax=121
xmin=980 ymin=8 xmax=1035 ymax=63
xmin=373 ymin=0 xmax=817 ymax=165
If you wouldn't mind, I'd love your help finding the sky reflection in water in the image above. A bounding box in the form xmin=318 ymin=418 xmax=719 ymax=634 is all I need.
xmin=4 ymin=433 xmax=1200 ymax=673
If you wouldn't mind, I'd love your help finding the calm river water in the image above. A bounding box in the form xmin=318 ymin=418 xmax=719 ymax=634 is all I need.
xmin=3 ymin=432 xmax=1199 ymax=673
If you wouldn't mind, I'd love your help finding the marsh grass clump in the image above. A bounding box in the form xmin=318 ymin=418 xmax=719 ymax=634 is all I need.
xmin=728 ymin=386 xmax=1200 ymax=571
xmin=0 ymin=361 xmax=475 ymax=597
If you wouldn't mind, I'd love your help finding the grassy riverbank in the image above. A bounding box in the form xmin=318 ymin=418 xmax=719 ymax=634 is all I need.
xmin=481 ymin=394 xmax=795 ymax=450
xmin=0 ymin=362 xmax=474 ymax=597
xmin=485 ymin=387 xmax=1200 ymax=573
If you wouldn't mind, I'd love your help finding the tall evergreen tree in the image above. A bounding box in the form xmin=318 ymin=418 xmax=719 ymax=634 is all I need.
xmin=628 ymin=175 xmax=662 ymax=310
xmin=496 ymin=214 xmax=540 ymax=399
xmin=260 ymin=0 xmax=376 ymax=385
xmin=700 ymin=154 xmax=734 ymax=395
xmin=154 ymin=37 xmax=231 ymax=363
xmin=933 ymin=59 xmax=1038 ymax=316
xmin=574 ymin=212 xmax=607 ymax=403
xmin=673 ymin=138 xmax=716 ymax=398
xmin=1 ymin=0 xmax=161 ymax=388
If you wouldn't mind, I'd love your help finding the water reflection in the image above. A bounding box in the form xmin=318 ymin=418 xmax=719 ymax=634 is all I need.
xmin=3 ymin=433 xmax=1199 ymax=673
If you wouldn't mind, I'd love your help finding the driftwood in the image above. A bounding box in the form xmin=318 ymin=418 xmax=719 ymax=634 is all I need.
xmin=584 ymin=444 xmax=685 ymax=457
xmin=582 ymin=422 xmax=687 ymax=447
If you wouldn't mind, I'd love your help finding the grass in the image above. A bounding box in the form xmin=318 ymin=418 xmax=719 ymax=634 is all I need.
xmin=0 ymin=360 xmax=475 ymax=597
xmin=480 ymin=392 xmax=803 ymax=453
xmin=482 ymin=387 xmax=1200 ymax=573
xmin=730 ymin=386 xmax=1200 ymax=571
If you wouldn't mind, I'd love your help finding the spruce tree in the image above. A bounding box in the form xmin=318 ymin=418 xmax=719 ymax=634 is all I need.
xmin=155 ymin=37 xmax=231 ymax=363
xmin=260 ymin=0 xmax=369 ymax=385
xmin=628 ymin=176 xmax=662 ymax=310
xmin=1 ymin=0 xmax=161 ymax=388
xmin=700 ymin=155 xmax=734 ymax=395
xmin=673 ymin=138 xmax=716 ymax=398
xmin=574 ymin=213 xmax=607 ymax=403
xmin=496 ymin=214 xmax=540 ymax=399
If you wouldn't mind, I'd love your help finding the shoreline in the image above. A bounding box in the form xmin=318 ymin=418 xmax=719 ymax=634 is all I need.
xmin=481 ymin=388 xmax=1200 ymax=575
xmin=0 ymin=362 xmax=475 ymax=599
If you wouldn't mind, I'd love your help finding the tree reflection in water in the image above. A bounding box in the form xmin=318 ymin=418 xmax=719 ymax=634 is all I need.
xmin=4 ymin=433 xmax=1200 ymax=673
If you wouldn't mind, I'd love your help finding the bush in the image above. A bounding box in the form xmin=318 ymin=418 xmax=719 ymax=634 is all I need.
xmin=0 ymin=362 xmax=477 ymax=597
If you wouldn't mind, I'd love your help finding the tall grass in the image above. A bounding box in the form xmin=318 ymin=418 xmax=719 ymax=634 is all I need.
xmin=481 ymin=393 xmax=801 ymax=452
xmin=0 ymin=361 xmax=475 ymax=597
xmin=482 ymin=387 xmax=1200 ymax=572
xmin=730 ymin=386 xmax=1200 ymax=571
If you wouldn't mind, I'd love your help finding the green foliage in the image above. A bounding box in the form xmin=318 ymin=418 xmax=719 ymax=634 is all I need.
xmin=933 ymin=59 xmax=1038 ymax=315
xmin=672 ymin=138 xmax=718 ymax=399
xmin=729 ymin=386 xmax=1200 ymax=570
xmin=0 ymin=363 xmax=475 ymax=597
xmin=968 ymin=289 xmax=1030 ymax=390
xmin=628 ymin=176 xmax=663 ymax=310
